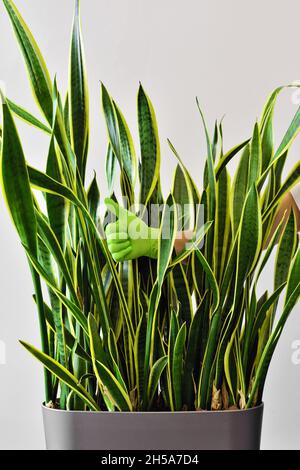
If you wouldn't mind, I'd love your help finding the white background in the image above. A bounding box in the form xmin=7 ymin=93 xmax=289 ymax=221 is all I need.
xmin=0 ymin=0 xmax=300 ymax=449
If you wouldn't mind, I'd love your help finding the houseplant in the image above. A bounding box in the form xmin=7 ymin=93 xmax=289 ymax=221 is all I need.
xmin=1 ymin=0 xmax=300 ymax=450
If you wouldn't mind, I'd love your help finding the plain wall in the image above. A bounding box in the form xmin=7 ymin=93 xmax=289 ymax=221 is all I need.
xmin=0 ymin=0 xmax=300 ymax=449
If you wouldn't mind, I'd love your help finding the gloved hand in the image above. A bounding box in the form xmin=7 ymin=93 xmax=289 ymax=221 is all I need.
xmin=105 ymin=198 xmax=159 ymax=262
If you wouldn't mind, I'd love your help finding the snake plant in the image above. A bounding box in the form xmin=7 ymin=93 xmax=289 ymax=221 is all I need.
xmin=1 ymin=0 xmax=300 ymax=412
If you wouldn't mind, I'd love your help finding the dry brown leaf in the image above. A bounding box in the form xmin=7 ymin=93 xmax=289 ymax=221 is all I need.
xmin=238 ymin=390 xmax=246 ymax=410
xmin=221 ymin=381 xmax=229 ymax=410
xmin=211 ymin=384 xmax=222 ymax=410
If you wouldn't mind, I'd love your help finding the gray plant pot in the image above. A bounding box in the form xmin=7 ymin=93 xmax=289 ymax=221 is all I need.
xmin=42 ymin=403 xmax=264 ymax=450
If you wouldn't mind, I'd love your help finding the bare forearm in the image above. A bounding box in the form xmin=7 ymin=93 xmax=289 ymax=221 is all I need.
xmin=175 ymin=192 xmax=300 ymax=256
xmin=291 ymin=192 xmax=300 ymax=229
xmin=174 ymin=230 xmax=194 ymax=255
xmin=265 ymin=192 xmax=300 ymax=248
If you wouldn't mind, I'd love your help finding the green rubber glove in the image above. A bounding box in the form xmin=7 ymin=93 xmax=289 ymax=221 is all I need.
xmin=105 ymin=198 xmax=159 ymax=262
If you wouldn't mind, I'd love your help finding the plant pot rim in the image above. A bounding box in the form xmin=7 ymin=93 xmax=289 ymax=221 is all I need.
xmin=42 ymin=402 xmax=264 ymax=415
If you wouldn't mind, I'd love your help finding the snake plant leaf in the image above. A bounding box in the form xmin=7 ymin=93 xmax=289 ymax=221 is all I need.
xmin=273 ymin=104 xmax=300 ymax=161
xmin=248 ymin=122 xmax=262 ymax=189
xmin=0 ymin=99 xmax=53 ymax=399
xmin=247 ymin=283 xmax=287 ymax=361
xmin=35 ymin=210 xmax=78 ymax=303
xmin=261 ymin=172 xmax=278 ymax=243
xmin=52 ymin=79 xmax=76 ymax=179
xmin=46 ymin=137 xmax=67 ymax=249
xmin=273 ymin=151 xmax=288 ymax=195
xmin=218 ymin=120 xmax=224 ymax=158
xmin=167 ymin=311 xmax=179 ymax=411
xmin=72 ymin=320 xmax=87 ymax=410
xmin=167 ymin=310 xmax=179 ymax=408
xmin=2 ymin=0 xmax=53 ymax=123
xmin=20 ymin=340 xmax=99 ymax=411
xmin=285 ymin=242 xmax=300 ymax=302
xmin=215 ymin=167 xmax=231 ymax=282
xmin=28 ymin=165 xmax=79 ymax=205
xmin=147 ymin=356 xmax=168 ymax=409
xmin=108 ymin=358 xmax=128 ymax=401
xmin=219 ymin=234 xmax=238 ymax=310
xmin=145 ymin=193 xmax=178 ymax=383
xmin=87 ymin=315 xmax=109 ymax=367
xmin=134 ymin=313 xmax=147 ymax=406
xmin=242 ymin=286 xmax=257 ymax=371
xmin=107 ymin=329 xmax=128 ymax=394
xmin=157 ymin=194 xmax=178 ymax=291
xmin=234 ymin=185 xmax=262 ymax=307
xmin=168 ymin=221 xmax=213 ymax=269
xmin=215 ymin=139 xmax=250 ymax=180
xmin=113 ymin=100 xmax=137 ymax=185
xmin=197 ymin=306 xmax=223 ymax=410
xmin=173 ymin=264 xmax=193 ymax=329
xmin=213 ymin=308 xmax=234 ymax=388
xmin=28 ymin=166 xmax=94 ymax=243
xmin=69 ymin=0 xmax=89 ymax=181
xmin=215 ymin=187 xmax=262 ymax=398
xmin=101 ymin=86 xmax=135 ymax=201
xmin=247 ymin=253 xmax=300 ymax=407
xmin=87 ymin=173 xmax=100 ymax=224
xmin=258 ymin=98 xmax=300 ymax=190
xmin=37 ymin=236 xmax=67 ymax=366
xmin=196 ymin=99 xmax=216 ymax=239
xmin=108 ymin=329 xmax=121 ymax=369
xmin=25 ymin=247 xmax=89 ymax=335
xmin=43 ymin=300 xmax=90 ymax=362
xmin=144 ymin=292 xmax=165 ymax=384
xmin=172 ymin=164 xmax=193 ymax=231
xmin=235 ymin=338 xmax=246 ymax=407
xmin=106 ymin=144 xmax=117 ymax=195
xmin=274 ymin=210 xmax=297 ymax=292
xmin=259 ymin=86 xmax=283 ymax=129
xmin=29 ymin=168 xmax=133 ymax=340
xmin=167 ymin=139 xmax=201 ymax=218
xmin=261 ymin=103 xmax=274 ymax=173
xmin=0 ymin=99 xmax=37 ymax=254
xmin=169 ymin=310 xmax=180 ymax=359
xmin=255 ymin=215 xmax=286 ymax=284
xmin=138 ymin=84 xmax=161 ymax=206
xmin=263 ymin=160 xmax=300 ymax=220
xmin=6 ymin=98 xmax=51 ymax=134
xmin=119 ymin=260 xmax=132 ymax=313
xmin=212 ymin=120 xmax=219 ymax=162
xmin=63 ymin=93 xmax=71 ymax=141
xmin=224 ymin=331 xmax=239 ymax=402
xmin=86 ymin=314 xmax=114 ymax=412
xmin=88 ymin=314 xmax=132 ymax=411
xmin=196 ymin=98 xmax=216 ymax=278
xmin=120 ymin=170 xmax=135 ymax=206
xmin=45 ymin=303 xmax=90 ymax=363
xmin=183 ymin=295 xmax=207 ymax=408
xmin=172 ymin=323 xmax=187 ymax=411
xmin=259 ymin=84 xmax=299 ymax=135
xmin=232 ymin=145 xmax=249 ymax=235
xmin=190 ymin=250 xmax=204 ymax=300
xmin=195 ymin=248 xmax=220 ymax=314
xmin=101 ymin=83 xmax=120 ymax=159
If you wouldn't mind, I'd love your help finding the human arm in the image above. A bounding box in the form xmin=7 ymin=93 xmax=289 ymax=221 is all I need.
xmin=264 ymin=190 xmax=300 ymax=247
xmin=105 ymin=189 xmax=300 ymax=262
xmin=104 ymin=199 xmax=159 ymax=262
xmin=105 ymin=198 xmax=194 ymax=262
